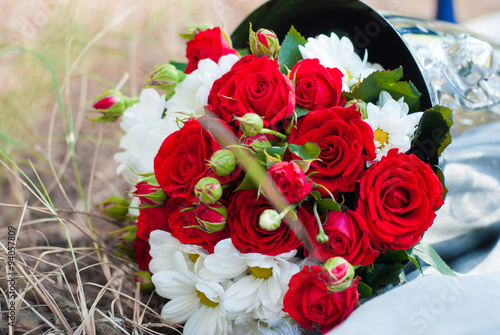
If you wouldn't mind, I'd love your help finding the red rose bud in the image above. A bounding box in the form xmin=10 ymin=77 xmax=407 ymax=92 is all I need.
xmin=249 ymin=24 xmax=280 ymax=58
xmin=193 ymin=202 xmax=227 ymax=233
xmin=267 ymin=161 xmax=313 ymax=203
xmin=258 ymin=209 xmax=282 ymax=231
xmin=235 ymin=113 xmax=264 ymax=137
xmin=144 ymin=64 xmax=187 ymax=100
xmin=132 ymin=270 xmax=154 ymax=291
xmin=344 ymin=99 xmax=368 ymax=119
xmin=93 ymin=95 xmax=119 ymax=109
xmin=241 ymin=133 xmax=272 ymax=154
xmin=321 ymin=257 xmax=355 ymax=292
xmin=133 ymin=175 xmax=166 ymax=206
xmin=98 ymin=195 xmax=130 ymax=221
xmin=194 ymin=177 xmax=222 ymax=204
xmin=209 ymin=149 xmax=236 ymax=176
xmin=90 ymin=89 xmax=138 ymax=122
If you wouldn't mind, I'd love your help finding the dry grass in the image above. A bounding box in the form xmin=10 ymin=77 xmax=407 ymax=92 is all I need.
xmin=1 ymin=0 xmax=499 ymax=334
xmin=0 ymin=1 xmax=266 ymax=333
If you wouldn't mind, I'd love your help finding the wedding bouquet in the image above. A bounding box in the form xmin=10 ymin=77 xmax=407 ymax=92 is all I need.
xmin=92 ymin=21 xmax=453 ymax=335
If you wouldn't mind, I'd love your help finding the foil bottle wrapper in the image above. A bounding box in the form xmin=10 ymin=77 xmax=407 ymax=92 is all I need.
xmin=383 ymin=15 xmax=500 ymax=112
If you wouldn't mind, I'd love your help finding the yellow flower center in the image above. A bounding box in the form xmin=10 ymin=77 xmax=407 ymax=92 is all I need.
xmin=189 ymin=253 xmax=200 ymax=263
xmin=248 ymin=266 xmax=273 ymax=279
xmin=374 ymin=128 xmax=389 ymax=148
xmin=346 ymin=69 xmax=353 ymax=82
xmin=197 ymin=290 xmax=218 ymax=308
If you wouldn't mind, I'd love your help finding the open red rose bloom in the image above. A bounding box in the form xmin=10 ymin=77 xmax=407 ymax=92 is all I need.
xmin=105 ymin=21 xmax=453 ymax=335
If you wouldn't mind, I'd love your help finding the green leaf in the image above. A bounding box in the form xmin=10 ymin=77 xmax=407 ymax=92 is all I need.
xmin=357 ymin=281 xmax=373 ymax=299
xmin=310 ymin=190 xmax=341 ymax=216
xmin=288 ymin=142 xmax=321 ymax=160
xmin=170 ymin=61 xmax=187 ymax=72
xmin=295 ymin=107 xmax=310 ymax=118
xmin=343 ymin=67 xmax=421 ymax=114
xmin=364 ymin=263 xmax=407 ymax=290
xmin=375 ymin=250 xmax=410 ymax=264
xmin=257 ymin=146 xmax=287 ymax=165
xmin=436 ymin=166 xmax=448 ymax=201
xmin=277 ymin=26 xmax=306 ymax=73
xmin=263 ymin=150 xmax=282 ymax=169
xmin=236 ymin=48 xmax=251 ymax=57
xmin=411 ymin=241 xmax=456 ymax=276
xmin=235 ymin=158 xmax=264 ymax=191
xmin=408 ymin=105 xmax=453 ymax=165
xmin=406 ymin=252 xmax=423 ymax=274
xmin=317 ymin=197 xmax=341 ymax=213
xmin=310 ymin=190 xmax=322 ymax=202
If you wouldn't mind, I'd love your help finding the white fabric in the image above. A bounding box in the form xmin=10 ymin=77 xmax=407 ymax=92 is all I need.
xmin=328 ymin=120 xmax=500 ymax=335
xmin=329 ymin=249 xmax=500 ymax=335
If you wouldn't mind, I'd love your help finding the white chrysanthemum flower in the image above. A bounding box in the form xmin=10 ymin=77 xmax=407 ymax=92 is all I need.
xmin=166 ymin=54 xmax=239 ymax=117
xmin=365 ymin=91 xmax=423 ymax=160
xmin=299 ymin=32 xmax=384 ymax=91
xmin=148 ymin=230 xmax=207 ymax=274
xmin=200 ymin=239 xmax=300 ymax=322
xmin=114 ymin=88 xmax=179 ymax=180
xmin=152 ymin=253 xmax=231 ymax=335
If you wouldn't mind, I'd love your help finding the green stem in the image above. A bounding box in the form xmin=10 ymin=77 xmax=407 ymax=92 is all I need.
xmin=313 ymin=201 xmax=329 ymax=243
xmin=261 ymin=128 xmax=287 ymax=141
xmin=278 ymin=203 xmax=298 ymax=220
xmin=312 ymin=182 xmax=336 ymax=202
xmin=284 ymin=112 xmax=297 ymax=136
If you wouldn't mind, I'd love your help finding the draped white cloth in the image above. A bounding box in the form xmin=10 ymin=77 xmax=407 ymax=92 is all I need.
xmin=329 ymin=120 xmax=500 ymax=335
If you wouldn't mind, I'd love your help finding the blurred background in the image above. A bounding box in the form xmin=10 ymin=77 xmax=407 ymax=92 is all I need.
xmin=1 ymin=0 xmax=499 ymax=246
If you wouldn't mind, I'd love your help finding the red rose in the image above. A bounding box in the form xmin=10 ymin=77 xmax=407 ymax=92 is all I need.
xmin=165 ymin=198 xmax=230 ymax=253
xmin=185 ymin=27 xmax=237 ymax=74
xmin=208 ymin=55 xmax=295 ymax=127
xmin=267 ymin=161 xmax=312 ymax=204
xmin=227 ymin=190 xmax=313 ymax=255
xmin=154 ymin=117 xmax=239 ymax=203
xmin=135 ymin=204 xmax=172 ymax=240
xmin=356 ymin=149 xmax=444 ymax=250
xmin=290 ymin=58 xmax=344 ymax=110
xmin=309 ymin=210 xmax=379 ymax=266
xmin=289 ymin=107 xmax=375 ymax=195
xmin=134 ymin=237 xmax=152 ymax=271
xmin=283 ymin=265 xmax=359 ymax=333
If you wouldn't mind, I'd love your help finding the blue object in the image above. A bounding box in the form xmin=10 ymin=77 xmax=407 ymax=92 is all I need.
xmin=437 ymin=0 xmax=456 ymax=23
